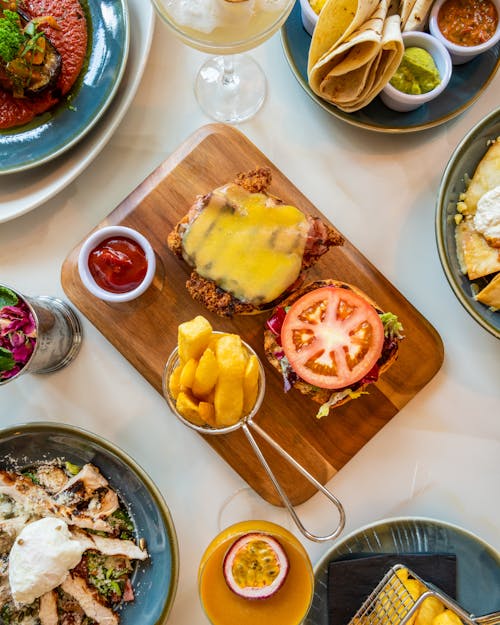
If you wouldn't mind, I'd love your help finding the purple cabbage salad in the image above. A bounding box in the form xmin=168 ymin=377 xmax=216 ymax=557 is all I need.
xmin=0 ymin=286 xmax=36 ymax=381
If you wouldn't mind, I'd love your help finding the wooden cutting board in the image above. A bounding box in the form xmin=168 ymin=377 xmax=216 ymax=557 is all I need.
xmin=61 ymin=124 xmax=444 ymax=506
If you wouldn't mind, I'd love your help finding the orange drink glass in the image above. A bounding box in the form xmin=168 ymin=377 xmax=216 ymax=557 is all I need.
xmin=198 ymin=520 xmax=314 ymax=625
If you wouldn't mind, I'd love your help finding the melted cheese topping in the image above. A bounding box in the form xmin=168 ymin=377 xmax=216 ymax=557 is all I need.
xmin=182 ymin=184 xmax=309 ymax=304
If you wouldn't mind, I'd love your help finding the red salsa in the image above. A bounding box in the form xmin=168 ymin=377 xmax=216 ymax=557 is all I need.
xmin=437 ymin=0 xmax=498 ymax=46
xmin=88 ymin=236 xmax=148 ymax=294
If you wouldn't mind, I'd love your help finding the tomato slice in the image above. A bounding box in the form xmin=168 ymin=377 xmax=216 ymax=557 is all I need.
xmin=281 ymin=286 xmax=385 ymax=390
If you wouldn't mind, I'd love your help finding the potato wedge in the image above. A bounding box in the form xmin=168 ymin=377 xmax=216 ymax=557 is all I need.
xmin=208 ymin=333 xmax=222 ymax=352
xmin=192 ymin=348 xmax=219 ymax=397
xmin=214 ymin=378 xmax=244 ymax=427
xmin=415 ymin=596 xmax=445 ymax=625
xmin=178 ymin=315 xmax=213 ymax=362
xmin=403 ymin=579 xmax=426 ymax=625
xmin=176 ymin=391 xmax=205 ymax=426
xmin=215 ymin=334 xmax=247 ymax=379
xmin=179 ymin=358 xmax=197 ymax=390
xmin=242 ymin=354 xmax=260 ymax=414
xmin=373 ymin=569 xmax=419 ymax=625
xmin=433 ymin=610 xmax=464 ymax=625
xmin=168 ymin=364 xmax=182 ymax=399
xmin=199 ymin=401 xmax=216 ymax=427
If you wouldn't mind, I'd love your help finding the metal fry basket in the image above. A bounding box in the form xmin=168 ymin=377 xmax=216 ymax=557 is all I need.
xmin=348 ymin=564 xmax=499 ymax=625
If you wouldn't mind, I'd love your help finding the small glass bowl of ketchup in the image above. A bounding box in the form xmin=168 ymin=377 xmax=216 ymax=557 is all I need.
xmin=429 ymin=0 xmax=500 ymax=64
xmin=78 ymin=226 xmax=156 ymax=303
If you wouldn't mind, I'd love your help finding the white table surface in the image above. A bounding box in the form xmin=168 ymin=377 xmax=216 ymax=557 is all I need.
xmin=1 ymin=11 xmax=499 ymax=625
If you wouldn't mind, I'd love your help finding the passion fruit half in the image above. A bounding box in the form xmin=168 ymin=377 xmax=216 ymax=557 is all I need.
xmin=222 ymin=532 xmax=289 ymax=600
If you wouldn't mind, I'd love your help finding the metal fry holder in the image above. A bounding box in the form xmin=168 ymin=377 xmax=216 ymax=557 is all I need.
xmin=163 ymin=339 xmax=345 ymax=543
xmin=348 ymin=564 xmax=500 ymax=625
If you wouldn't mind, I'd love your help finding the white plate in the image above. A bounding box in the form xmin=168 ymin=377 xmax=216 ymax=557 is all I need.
xmin=0 ymin=0 xmax=154 ymax=224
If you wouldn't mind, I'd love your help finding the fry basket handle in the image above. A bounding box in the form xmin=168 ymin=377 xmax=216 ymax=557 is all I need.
xmin=241 ymin=421 xmax=345 ymax=543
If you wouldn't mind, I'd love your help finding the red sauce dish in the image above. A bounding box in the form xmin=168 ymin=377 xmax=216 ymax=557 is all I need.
xmin=78 ymin=226 xmax=156 ymax=303
xmin=88 ymin=236 xmax=148 ymax=294
xmin=429 ymin=0 xmax=500 ymax=64
xmin=438 ymin=0 xmax=498 ymax=46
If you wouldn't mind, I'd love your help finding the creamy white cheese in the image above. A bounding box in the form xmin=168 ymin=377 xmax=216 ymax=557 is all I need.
xmin=9 ymin=517 xmax=86 ymax=605
xmin=474 ymin=185 xmax=500 ymax=246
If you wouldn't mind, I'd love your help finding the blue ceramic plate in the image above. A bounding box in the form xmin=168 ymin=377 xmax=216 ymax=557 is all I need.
xmin=306 ymin=516 xmax=500 ymax=625
xmin=281 ymin=3 xmax=500 ymax=133
xmin=0 ymin=0 xmax=129 ymax=175
xmin=436 ymin=107 xmax=500 ymax=339
xmin=0 ymin=422 xmax=179 ymax=625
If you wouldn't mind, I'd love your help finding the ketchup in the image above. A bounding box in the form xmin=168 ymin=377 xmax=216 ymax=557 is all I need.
xmin=88 ymin=236 xmax=148 ymax=293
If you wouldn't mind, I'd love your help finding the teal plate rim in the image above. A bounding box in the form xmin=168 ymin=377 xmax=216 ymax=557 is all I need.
xmin=435 ymin=106 xmax=500 ymax=340
xmin=305 ymin=516 xmax=500 ymax=625
xmin=0 ymin=0 xmax=130 ymax=175
xmin=280 ymin=3 xmax=500 ymax=134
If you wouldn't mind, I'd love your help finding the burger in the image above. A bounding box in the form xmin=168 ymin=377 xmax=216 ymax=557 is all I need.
xmin=167 ymin=167 xmax=344 ymax=317
xmin=264 ymin=279 xmax=404 ymax=417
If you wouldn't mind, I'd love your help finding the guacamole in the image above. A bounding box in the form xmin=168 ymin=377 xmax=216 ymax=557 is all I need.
xmin=389 ymin=47 xmax=441 ymax=95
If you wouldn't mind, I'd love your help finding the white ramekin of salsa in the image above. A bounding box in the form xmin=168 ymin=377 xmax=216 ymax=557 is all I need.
xmin=78 ymin=226 xmax=156 ymax=303
xmin=429 ymin=0 xmax=500 ymax=64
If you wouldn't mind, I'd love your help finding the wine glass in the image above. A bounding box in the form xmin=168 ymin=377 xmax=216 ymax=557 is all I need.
xmin=151 ymin=0 xmax=297 ymax=123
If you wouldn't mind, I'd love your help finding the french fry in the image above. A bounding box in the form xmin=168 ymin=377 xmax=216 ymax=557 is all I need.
xmin=199 ymin=401 xmax=216 ymax=427
xmin=171 ymin=316 xmax=261 ymax=429
xmin=214 ymin=378 xmax=244 ymax=427
xmin=192 ymin=348 xmax=219 ymax=397
xmin=208 ymin=333 xmax=222 ymax=352
xmin=415 ymin=596 xmax=445 ymax=625
xmin=433 ymin=610 xmax=464 ymax=625
xmin=168 ymin=364 xmax=182 ymax=400
xmin=373 ymin=569 xmax=422 ymax=625
xmin=179 ymin=358 xmax=197 ymax=389
xmin=242 ymin=354 xmax=259 ymax=414
xmin=215 ymin=334 xmax=246 ymax=379
xmin=178 ymin=315 xmax=213 ymax=362
xmin=403 ymin=579 xmax=426 ymax=625
xmin=176 ymin=391 xmax=205 ymax=426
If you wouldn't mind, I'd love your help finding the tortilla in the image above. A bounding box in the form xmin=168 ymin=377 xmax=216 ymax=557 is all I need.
xmin=307 ymin=0 xmax=403 ymax=112
xmin=476 ymin=272 xmax=500 ymax=309
xmin=351 ymin=14 xmax=404 ymax=108
xmin=398 ymin=0 xmax=416 ymax=28
xmin=308 ymin=0 xmax=380 ymax=70
xmin=462 ymin=138 xmax=500 ymax=215
xmin=401 ymin=0 xmax=434 ymax=30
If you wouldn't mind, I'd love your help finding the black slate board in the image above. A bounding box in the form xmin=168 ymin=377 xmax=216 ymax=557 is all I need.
xmin=327 ymin=553 xmax=457 ymax=625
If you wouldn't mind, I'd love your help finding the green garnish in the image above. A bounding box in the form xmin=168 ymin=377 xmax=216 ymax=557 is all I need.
xmin=379 ymin=312 xmax=404 ymax=340
xmin=21 ymin=470 xmax=40 ymax=484
xmin=0 ymin=9 xmax=22 ymax=63
xmin=110 ymin=508 xmax=135 ymax=540
xmin=316 ymin=388 xmax=368 ymax=419
xmin=0 ymin=285 xmax=18 ymax=309
xmin=65 ymin=461 xmax=81 ymax=475
xmin=0 ymin=346 xmax=15 ymax=372
xmin=86 ymin=552 xmax=131 ymax=599
xmin=0 ymin=604 xmax=12 ymax=623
